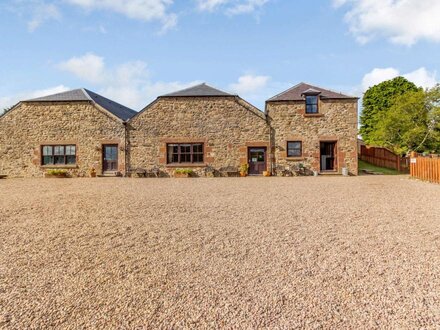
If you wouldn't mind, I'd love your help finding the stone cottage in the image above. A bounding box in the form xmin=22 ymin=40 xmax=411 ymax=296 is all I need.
xmin=0 ymin=82 xmax=358 ymax=178
xmin=128 ymin=83 xmax=271 ymax=176
xmin=266 ymin=83 xmax=358 ymax=175
xmin=0 ymin=89 xmax=136 ymax=177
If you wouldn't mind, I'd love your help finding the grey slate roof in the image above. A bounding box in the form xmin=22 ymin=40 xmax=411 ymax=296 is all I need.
xmin=267 ymin=82 xmax=358 ymax=102
xmin=26 ymin=88 xmax=137 ymax=121
xmin=161 ymin=83 xmax=233 ymax=97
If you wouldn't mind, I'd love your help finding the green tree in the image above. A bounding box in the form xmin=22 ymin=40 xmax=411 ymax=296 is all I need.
xmin=360 ymin=77 xmax=420 ymax=144
xmin=370 ymin=85 xmax=440 ymax=155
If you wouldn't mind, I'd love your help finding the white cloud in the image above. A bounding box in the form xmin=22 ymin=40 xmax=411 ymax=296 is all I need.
xmin=404 ymin=68 xmax=438 ymax=89
xmin=28 ymin=1 xmax=61 ymax=31
xmin=66 ymin=0 xmax=177 ymax=32
xmin=361 ymin=68 xmax=400 ymax=91
xmin=57 ymin=53 xmax=106 ymax=84
xmin=361 ymin=67 xmax=438 ymax=91
xmin=9 ymin=0 xmax=61 ymax=32
xmin=229 ymin=74 xmax=270 ymax=94
xmin=334 ymin=0 xmax=440 ymax=45
xmin=0 ymin=85 xmax=70 ymax=111
xmin=196 ymin=0 xmax=269 ymax=15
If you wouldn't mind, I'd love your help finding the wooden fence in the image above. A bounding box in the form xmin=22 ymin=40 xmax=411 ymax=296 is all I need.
xmin=410 ymin=153 xmax=440 ymax=184
xmin=360 ymin=145 xmax=409 ymax=172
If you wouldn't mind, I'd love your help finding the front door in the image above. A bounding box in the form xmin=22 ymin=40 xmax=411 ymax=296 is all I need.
xmin=248 ymin=147 xmax=266 ymax=175
xmin=320 ymin=142 xmax=337 ymax=171
xmin=103 ymin=144 xmax=118 ymax=172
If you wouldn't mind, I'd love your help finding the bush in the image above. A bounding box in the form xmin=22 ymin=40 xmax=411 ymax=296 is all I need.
xmin=47 ymin=169 xmax=68 ymax=176
xmin=174 ymin=168 xmax=194 ymax=174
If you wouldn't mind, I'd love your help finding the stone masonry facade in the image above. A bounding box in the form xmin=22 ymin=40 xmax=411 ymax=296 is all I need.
xmin=128 ymin=96 xmax=270 ymax=177
xmin=0 ymin=83 xmax=358 ymax=178
xmin=0 ymin=102 xmax=127 ymax=177
xmin=266 ymin=98 xmax=358 ymax=175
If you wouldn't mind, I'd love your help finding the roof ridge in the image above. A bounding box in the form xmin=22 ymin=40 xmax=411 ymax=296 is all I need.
xmin=161 ymin=82 xmax=233 ymax=97
xmin=81 ymin=88 xmax=94 ymax=102
xmin=266 ymin=82 xmax=305 ymax=102
xmin=162 ymin=82 xmax=206 ymax=96
xmin=301 ymin=81 xmax=357 ymax=98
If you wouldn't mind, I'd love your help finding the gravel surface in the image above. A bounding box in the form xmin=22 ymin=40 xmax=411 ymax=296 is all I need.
xmin=1 ymin=176 xmax=440 ymax=329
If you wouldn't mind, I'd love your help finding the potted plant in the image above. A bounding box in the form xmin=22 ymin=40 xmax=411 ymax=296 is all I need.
xmin=204 ymin=165 xmax=215 ymax=178
xmin=240 ymin=163 xmax=249 ymax=177
xmin=45 ymin=169 xmax=69 ymax=178
xmin=90 ymin=167 xmax=97 ymax=178
xmin=174 ymin=168 xmax=194 ymax=178
xmin=263 ymin=170 xmax=271 ymax=177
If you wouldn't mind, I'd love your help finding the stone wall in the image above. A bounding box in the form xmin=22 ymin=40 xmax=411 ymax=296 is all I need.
xmin=266 ymin=98 xmax=358 ymax=175
xmin=128 ymin=96 xmax=270 ymax=176
xmin=0 ymin=101 xmax=126 ymax=177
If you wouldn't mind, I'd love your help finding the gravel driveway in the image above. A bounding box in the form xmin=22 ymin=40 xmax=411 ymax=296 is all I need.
xmin=1 ymin=176 xmax=440 ymax=329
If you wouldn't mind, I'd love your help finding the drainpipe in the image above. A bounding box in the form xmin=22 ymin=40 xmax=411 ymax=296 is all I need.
xmin=123 ymin=121 xmax=128 ymax=177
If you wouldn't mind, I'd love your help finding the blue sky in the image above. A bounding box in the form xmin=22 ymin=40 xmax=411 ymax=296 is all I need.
xmin=1 ymin=0 xmax=439 ymax=111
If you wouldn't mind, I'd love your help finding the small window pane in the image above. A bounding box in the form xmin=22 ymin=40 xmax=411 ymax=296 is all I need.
xmin=306 ymin=96 xmax=318 ymax=114
xmin=43 ymin=146 xmax=52 ymax=156
xmin=193 ymin=153 xmax=204 ymax=163
xmin=287 ymin=141 xmax=302 ymax=157
xmin=54 ymin=156 xmax=65 ymax=164
xmin=54 ymin=146 xmax=65 ymax=155
xmin=181 ymin=153 xmax=191 ymax=163
xmin=193 ymin=144 xmax=203 ymax=153
xmin=180 ymin=145 xmax=191 ymax=153
xmin=43 ymin=156 xmax=54 ymax=165
xmin=66 ymin=145 xmax=76 ymax=155
xmin=66 ymin=156 xmax=76 ymax=164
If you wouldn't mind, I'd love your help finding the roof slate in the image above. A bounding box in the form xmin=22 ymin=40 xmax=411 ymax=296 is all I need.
xmin=161 ymin=83 xmax=233 ymax=97
xmin=26 ymin=88 xmax=137 ymax=121
xmin=267 ymin=82 xmax=358 ymax=102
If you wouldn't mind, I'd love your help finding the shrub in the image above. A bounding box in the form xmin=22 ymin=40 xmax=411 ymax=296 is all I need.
xmin=240 ymin=163 xmax=249 ymax=173
xmin=47 ymin=169 xmax=68 ymax=176
xmin=174 ymin=168 xmax=194 ymax=174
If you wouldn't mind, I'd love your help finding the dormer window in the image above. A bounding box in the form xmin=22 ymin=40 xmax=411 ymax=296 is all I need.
xmin=305 ymin=95 xmax=318 ymax=114
xmin=302 ymin=88 xmax=321 ymax=114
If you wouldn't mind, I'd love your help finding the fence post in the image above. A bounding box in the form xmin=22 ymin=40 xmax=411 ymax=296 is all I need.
xmin=410 ymin=152 xmax=417 ymax=178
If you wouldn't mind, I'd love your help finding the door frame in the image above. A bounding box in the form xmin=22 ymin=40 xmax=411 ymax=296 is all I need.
xmin=319 ymin=141 xmax=338 ymax=172
xmin=247 ymin=146 xmax=267 ymax=175
xmin=102 ymin=144 xmax=119 ymax=173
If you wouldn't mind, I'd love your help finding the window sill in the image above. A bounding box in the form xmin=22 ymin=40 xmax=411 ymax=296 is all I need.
xmin=304 ymin=113 xmax=324 ymax=117
xmin=40 ymin=165 xmax=78 ymax=169
xmin=286 ymin=157 xmax=304 ymax=161
xmin=166 ymin=163 xmax=207 ymax=168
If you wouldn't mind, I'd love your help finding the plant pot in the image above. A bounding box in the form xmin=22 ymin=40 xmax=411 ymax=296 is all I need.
xmin=174 ymin=173 xmax=190 ymax=178
xmin=240 ymin=172 xmax=247 ymax=177
xmin=45 ymin=173 xmax=68 ymax=178
xmin=263 ymin=171 xmax=271 ymax=177
xmin=90 ymin=172 xmax=97 ymax=178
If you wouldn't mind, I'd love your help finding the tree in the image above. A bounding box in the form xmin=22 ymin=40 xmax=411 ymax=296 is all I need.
xmin=1 ymin=106 xmax=14 ymax=115
xmin=360 ymin=77 xmax=420 ymax=145
xmin=370 ymin=85 xmax=440 ymax=155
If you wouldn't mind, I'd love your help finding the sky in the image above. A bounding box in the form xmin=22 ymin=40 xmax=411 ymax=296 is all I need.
xmin=1 ymin=0 xmax=440 ymax=111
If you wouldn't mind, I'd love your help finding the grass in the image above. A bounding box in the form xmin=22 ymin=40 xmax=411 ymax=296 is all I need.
xmin=358 ymin=160 xmax=400 ymax=175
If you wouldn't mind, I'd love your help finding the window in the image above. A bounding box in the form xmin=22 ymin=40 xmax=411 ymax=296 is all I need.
xmin=42 ymin=145 xmax=76 ymax=165
xmin=167 ymin=143 xmax=204 ymax=164
xmin=305 ymin=95 xmax=319 ymax=114
xmin=287 ymin=141 xmax=302 ymax=157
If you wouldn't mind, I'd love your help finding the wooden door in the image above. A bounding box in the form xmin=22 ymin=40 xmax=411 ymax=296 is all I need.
xmin=103 ymin=144 xmax=118 ymax=172
xmin=248 ymin=147 xmax=266 ymax=175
